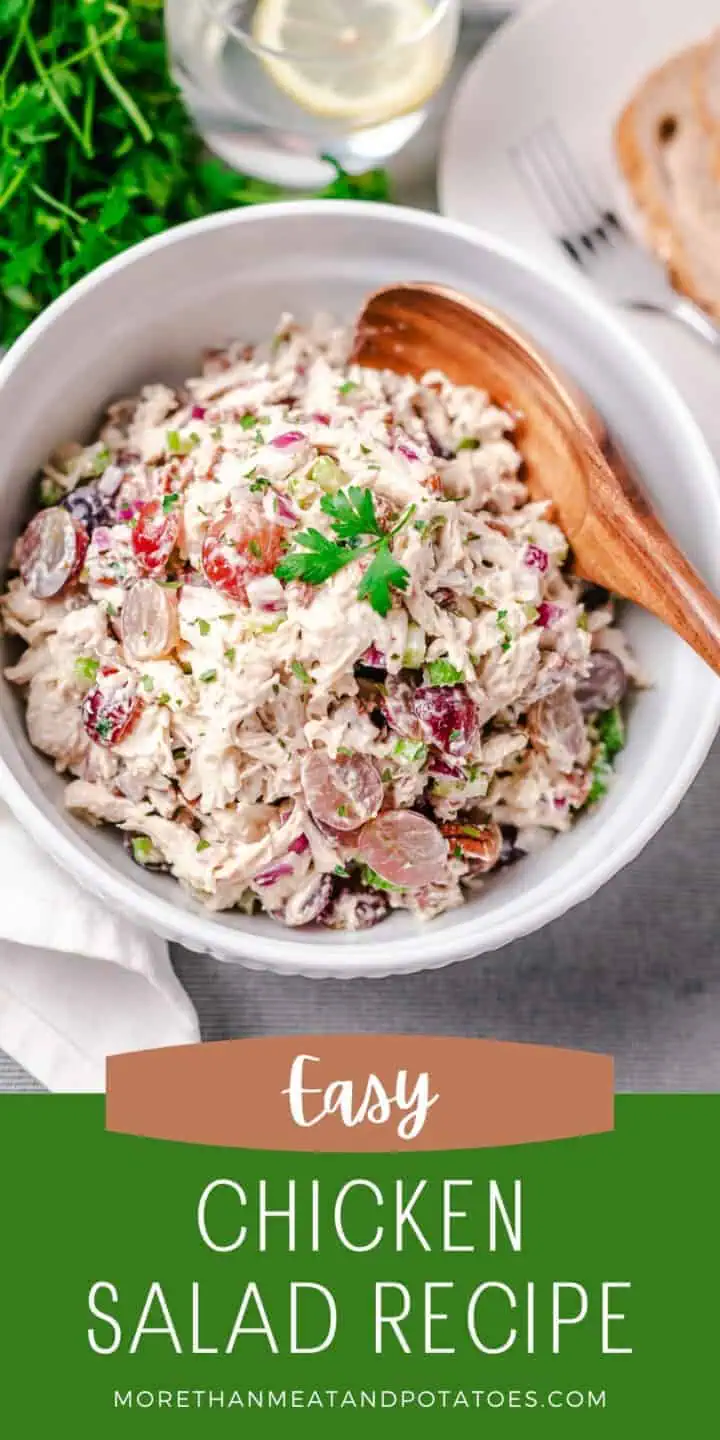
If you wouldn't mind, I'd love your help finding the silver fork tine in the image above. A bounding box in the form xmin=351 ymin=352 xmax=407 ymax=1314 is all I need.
xmin=512 ymin=124 xmax=609 ymax=245
xmin=511 ymin=122 xmax=720 ymax=351
xmin=540 ymin=124 xmax=609 ymax=232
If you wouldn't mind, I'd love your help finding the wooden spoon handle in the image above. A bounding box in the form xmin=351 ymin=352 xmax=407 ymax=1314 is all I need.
xmin=574 ymin=435 xmax=720 ymax=675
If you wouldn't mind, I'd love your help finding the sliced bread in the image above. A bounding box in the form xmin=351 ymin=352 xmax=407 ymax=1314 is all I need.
xmin=615 ymin=42 xmax=720 ymax=318
xmin=696 ymin=29 xmax=720 ymax=176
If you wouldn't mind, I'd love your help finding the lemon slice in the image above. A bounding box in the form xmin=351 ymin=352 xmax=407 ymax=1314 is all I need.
xmin=252 ymin=0 xmax=451 ymax=127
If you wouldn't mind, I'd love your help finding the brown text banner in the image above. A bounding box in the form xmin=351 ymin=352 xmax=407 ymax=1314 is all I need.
xmin=106 ymin=1037 xmax=613 ymax=1151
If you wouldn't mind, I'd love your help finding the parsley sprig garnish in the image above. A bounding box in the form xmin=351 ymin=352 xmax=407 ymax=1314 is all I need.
xmin=276 ymin=486 xmax=414 ymax=617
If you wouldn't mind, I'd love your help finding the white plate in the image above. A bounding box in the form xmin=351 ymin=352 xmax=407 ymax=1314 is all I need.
xmin=440 ymin=0 xmax=720 ymax=462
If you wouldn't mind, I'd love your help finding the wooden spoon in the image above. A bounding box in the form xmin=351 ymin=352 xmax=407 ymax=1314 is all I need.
xmin=352 ymin=282 xmax=720 ymax=676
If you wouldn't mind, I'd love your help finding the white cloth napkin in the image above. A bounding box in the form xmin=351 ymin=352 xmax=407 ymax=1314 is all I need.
xmin=0 ymin=801 xmax=200 ymax=1091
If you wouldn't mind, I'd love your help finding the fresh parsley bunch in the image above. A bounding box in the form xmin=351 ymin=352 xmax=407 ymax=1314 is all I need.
xmin=276 ymin=485 xmax=415 ymax=617
xmin=0 ymin=0 xmax=389 ymax=345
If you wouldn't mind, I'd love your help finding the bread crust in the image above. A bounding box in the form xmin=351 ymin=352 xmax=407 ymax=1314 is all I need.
xmin=614 ymin=44 xmax=720 ymax=318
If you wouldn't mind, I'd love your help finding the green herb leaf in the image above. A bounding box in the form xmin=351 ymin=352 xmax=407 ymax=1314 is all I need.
xmin=357 ymin=539 xmax=409 ymax=618
xmin=320 ymin=485 xmax=383 ymax=541
xmin=291 ymin=660 xmax=312 ymax=685
xmin=360 ymin=864 xmax=403 ymax=893
xmin=456 ymin=437 xmax=480 ymax=452
xmin=74 ymin=655 xmax=99 ymax=683
xmin=131 ymin=836 xmax=153 ymax=864
xmin=162 ymin=492 xmax=180 ymax=513
xmin=275 ymin=529 xmax=356 ymax=587
xmin=394 ymin=738 xmax=428 ymax=765
xmin=597 ymin=705 xmax=625 ymax=759
xmin=199 ymin=669 xmax=217 ymax=684
xmin=424 ymin=658 xmax=464 ymax=686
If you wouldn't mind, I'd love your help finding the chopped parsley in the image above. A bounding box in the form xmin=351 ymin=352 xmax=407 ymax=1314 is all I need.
xmin=199 ymin=669 xmax=217 ymax=684
xmin=333 ymin=864 xmax=350 ymax=878
xmin=456 ymin=437 xmax=480 ymax=452
xmin=424 ymin=658 xmax=464 ymax=686
xmin=598 ymin=706 xmax=625 ymax=759
xmin=496 ymin=608 xmax=513 ymax=653
xmin=39 ymin=477 xmax=64 ymax=507
xmin=224 ymin=647 xmax=236 ymax=664
xmin=586 ymin=707 xmax=625 ymax=806
xmin=131 ymin=836 xmax=153 ymax=864
xmin=194 ymin=617 xmax=211 ymax=636
xmin=394 ymin=738 xmax=428 ymax=765
xmin=156 ymin=691 xmax=171 ymax=706
xmin=338 ymin=380 xmax=358 ymax=395
xmin=247 ymin=539 xmax=262 ymax=560
xmin=360 ymin=864 xmax=403 ymax=893
xmin=196 ymin=839 xmax=211 ymax=853
xmin=291 ymin=661 xmax=312 ymax=685
xmin=91 ymin=446 xmax=111 ymax=475
xmin=162 ymin=492 xmax=180 ymax=513
xmin=239 ymin=413 xmax=256 ymax=429
xmin=140 ymin=674 xmax=154 ymax=692
xmin=74 ymin=655 xmax=99 ymax=683
xmin=249 ymin=476 xmax=270 ymax=493
xmin=276 ymin=487 xmax=413 ymax=618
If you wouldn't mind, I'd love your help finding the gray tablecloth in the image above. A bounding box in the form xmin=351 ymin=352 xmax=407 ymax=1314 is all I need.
xmin=2 ymin=14 xmax=718 ymax=1093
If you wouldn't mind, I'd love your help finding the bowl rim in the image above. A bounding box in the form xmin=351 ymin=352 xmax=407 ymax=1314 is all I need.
xmin=1 ymin=198 xmax=719 ymax=976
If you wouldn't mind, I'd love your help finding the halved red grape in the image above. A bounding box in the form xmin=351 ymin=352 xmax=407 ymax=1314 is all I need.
xmin=283 ymin=873 xmax=334 ymax=927
xmin=528 ymin=684 xmax=586 ymax=770
xmin=574 ymin=651 xmax=627 ymax=714
xmin=414 ymin=684 xmax=477 ymax=756
xmin=321 ymin=886 xmax=390 ymax=930
xmin=357 ymin=810 xmax=448 ymax=889
xmin=122 ymin=578 xmax=178 ymax=663
xmin=202 ymin=511 xmax=285 ymax=603
xmin=379 ymin=676 xmax=422 ymax=737
xmin=18 ymin=508 xmax=87 ymax=599
xmin=82 ymin=670 xmax=143 ymax=748
xmin=132 ymin=498 xmax=181 ymax=576
xmin=301 ymin=751 xmax=384 ymax=833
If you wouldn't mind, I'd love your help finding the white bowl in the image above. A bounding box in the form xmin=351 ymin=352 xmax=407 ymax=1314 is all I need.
xmin=1 ymin=201 xmax=719 ymax=978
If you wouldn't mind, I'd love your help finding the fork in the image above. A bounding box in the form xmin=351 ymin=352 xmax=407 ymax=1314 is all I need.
xmin=512 ymin=123 xmax=720 ymax=350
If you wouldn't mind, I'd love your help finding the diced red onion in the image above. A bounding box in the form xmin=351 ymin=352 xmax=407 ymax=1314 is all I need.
xmin=191 ymin=405 xmax=206 ymax=420
xmin=311 ymin=412 xmax=331 ymax=426
xmin=524 ymin=544 xmax=549 ymax=573
xmin=288 ymin=833 xmax=310 ymax=855
xmin=361 ymin=643 xmax=386 ymax=667
xmin=536 ymin=602 xmax=563 ymax=629
xmin=271 ymin=430 xmax=305 ymax=449
xmin=253 ymin=860 xmax=295 ymax=889
xmin=245 ymin=574 xmax=286 ymax=612
xmin=272 ymin=493 xmax=299 ymax=527
xmin=397 ymin=442 xmax=420 ymax=462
